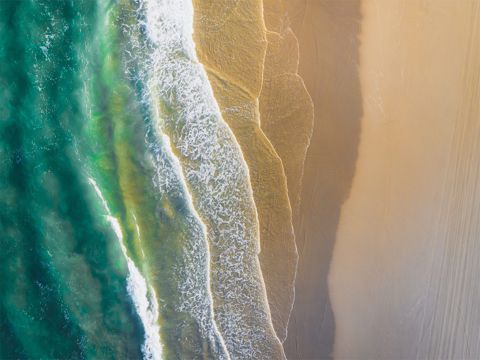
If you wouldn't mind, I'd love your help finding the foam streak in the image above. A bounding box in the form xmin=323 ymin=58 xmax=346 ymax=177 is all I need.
xmin=88 ymin=178 xmax=163 ymax=360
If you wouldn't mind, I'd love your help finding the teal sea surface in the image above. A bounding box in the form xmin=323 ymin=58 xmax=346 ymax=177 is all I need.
xmin=0 ymin=0 xmax=283 ymax=359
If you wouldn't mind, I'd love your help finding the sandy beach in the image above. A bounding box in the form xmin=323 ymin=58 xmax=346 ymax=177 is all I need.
xmin=283 ymin=1 xmax=362 ymax=358
xmin=283 ymin=1 xmax=480 ymax=359
xmin=194 ymin=1 xmax=480 ymax=358
xmin=330 ymin=1 xmax=480 ymax=358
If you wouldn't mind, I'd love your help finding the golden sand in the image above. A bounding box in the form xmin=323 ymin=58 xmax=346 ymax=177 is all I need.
xmin=192 ymin=0 xmax=297 ymax=344
xmin=329 ymin=1 xmax=480 ymax=358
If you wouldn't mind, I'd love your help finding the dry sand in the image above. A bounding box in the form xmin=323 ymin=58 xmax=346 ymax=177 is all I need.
xmin=282 ymin=1 xmax=362 ymax=358
xmin=283 ymin=1 xmax=480 ymax=358
xmin=192 ymin=0 xmax=297 ymax=344
xmin=330 ymin=1 xmax=480 ymax=359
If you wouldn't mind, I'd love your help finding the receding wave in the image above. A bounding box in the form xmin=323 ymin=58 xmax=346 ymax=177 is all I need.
xmin=87 ymin=1 xmax=231 ymax=358
xmin=128 ymin=0 xmax=285 ymax=357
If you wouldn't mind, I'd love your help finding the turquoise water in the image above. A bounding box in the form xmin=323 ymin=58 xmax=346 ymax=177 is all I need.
xmin=0 ymin=1 xmax=145 ymax=358
xmin=0 ymin=0 xmax=282 ymax=358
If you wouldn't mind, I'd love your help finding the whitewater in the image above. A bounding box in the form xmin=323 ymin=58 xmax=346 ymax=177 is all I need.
xmin=88 ymin=177 xmax=163 ymax=359
xmin=128 ymin=0 xmax=285 ymax=358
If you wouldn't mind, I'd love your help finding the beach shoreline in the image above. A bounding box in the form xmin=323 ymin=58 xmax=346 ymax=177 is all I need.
xmin=283 ymin=1 xmax=363 ymax=358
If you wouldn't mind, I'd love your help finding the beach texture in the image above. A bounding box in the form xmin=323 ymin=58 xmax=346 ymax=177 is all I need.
xmin=280 ymin=1 xmax=362 ymax=358
xmin=282 ymin=1 xmax=480 ymax=359
xmin=192 ymin=0 xmax=305 ymax=344
xmin=330 ymin=1 xmax=480 ymax=358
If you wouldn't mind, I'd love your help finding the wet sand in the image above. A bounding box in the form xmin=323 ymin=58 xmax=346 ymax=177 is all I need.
xmin=283 ymin=1 xmax=363 ymax=358
xmin=330 ymin=1 xmax=480 ymax=359
xmin=192 ymin=0 xmax=297 ymax=345
xmin=260 ymin=0 xmax=314 ymax=226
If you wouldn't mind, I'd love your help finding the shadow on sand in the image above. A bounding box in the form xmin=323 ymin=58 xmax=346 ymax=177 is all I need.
xmin=284 ymin=1 xmax=363 ymax=358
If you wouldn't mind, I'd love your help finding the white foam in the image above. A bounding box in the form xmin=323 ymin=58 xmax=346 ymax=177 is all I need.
xmin=117 ymin=1 xmax=233 ymax=357
xmin=134 ymin=0 xmax=284 ymax=357
xmin=146 ymin=130 xmax=231 ymax=359
xmin=157 ymin=133 xmax=230 ymax=359
xmin=88 ymin=178 xmax=163 ymax=360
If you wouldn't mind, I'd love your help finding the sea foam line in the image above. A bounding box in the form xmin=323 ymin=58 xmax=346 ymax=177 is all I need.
xmin=144 ymin=102 xmax=231 ymax=358
xmin=119 ymin=0 xmax=232 ymax=356
xmin=138 ymin=0 xmax=284 ymax=357
xmin=157 ymin=131 xmax=231 ymax=359
xmin=88 ymin=177 xmax=163 ymax=360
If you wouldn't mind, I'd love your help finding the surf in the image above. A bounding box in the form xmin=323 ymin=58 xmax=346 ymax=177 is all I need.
xmin=89 ymin=178 xmax=163 ymax=360
xmin=133 ymin=0 xmax=285 ymax=357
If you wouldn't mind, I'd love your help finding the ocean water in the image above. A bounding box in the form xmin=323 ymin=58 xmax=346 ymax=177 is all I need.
xmin=0 ymin=0 xmax=281 ymax=359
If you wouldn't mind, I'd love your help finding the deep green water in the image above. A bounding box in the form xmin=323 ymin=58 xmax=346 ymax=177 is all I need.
xmin=0 ymin=0 xmax=147 ymax=358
